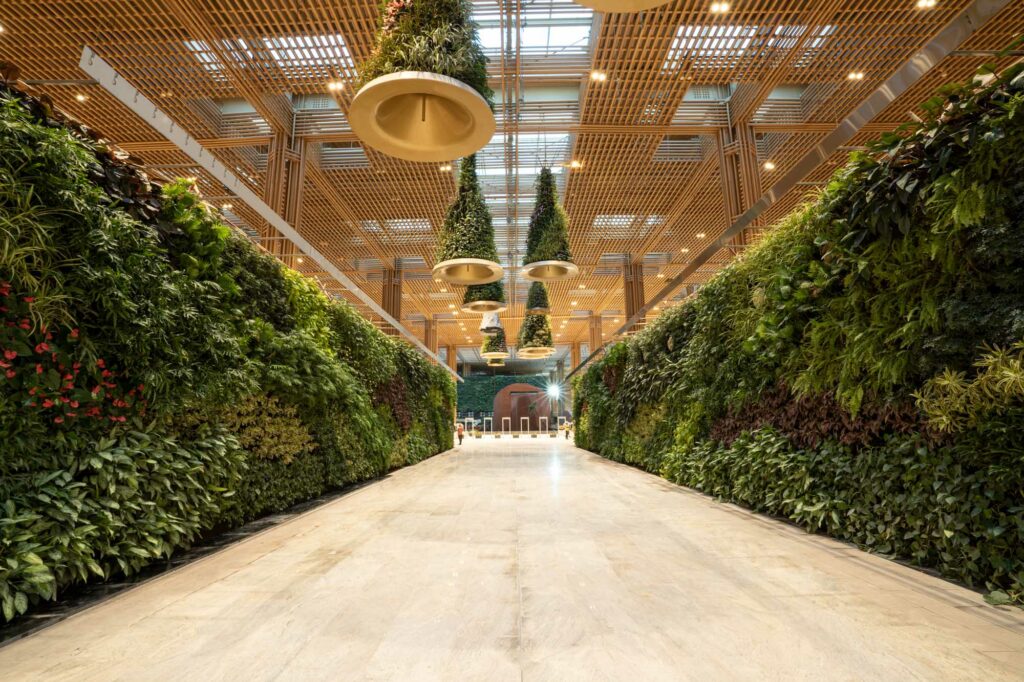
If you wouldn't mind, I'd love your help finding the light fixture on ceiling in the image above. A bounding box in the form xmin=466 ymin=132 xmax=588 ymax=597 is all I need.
xmin=681 ymin=247 xmax=690 ymax=253
xmin=448 ymin=304 xmax=455 ymax=309
xmin=657 ymin=273 xmax=664 ymax=278
xmin=578 ymin=284 xmax=585 ymax=289
xmin=75 ymin=94 xmax=88 ymax=102
xmin=710 ymin=2 xmax=730 ymax=12
xmin=763 ymin=160 xmax=776 ymax=171
xmin=916 ymin=0 xmax=936 ymax=7
xmin=848 ymin=71 xmax=865 ymax=81
xmin=327 ymin=81 xmax=344 ymax=92
xmin=614 ymin=318 xmax=621 ymax=323
xmin=590 ymin=70 xmax=607 ymax=83
xmin=221 ymin=203 xmax=233 ymax=210
xmin=159 ymin=90 xmax=174 ymax=99
xmin=296 ymin=257 xmax=304 ymax=264
xmin=440 ymin=287 xmax=447 ymax=293
xmin=571 ymin=301 xmax=578 ymax=306
xmin=696 ymin=232 xmax=706 ymax=239
xmin=569 ymin=160 xmax=583 ymax=170
xmin=439 ymin=164 xmax=452 ymax=172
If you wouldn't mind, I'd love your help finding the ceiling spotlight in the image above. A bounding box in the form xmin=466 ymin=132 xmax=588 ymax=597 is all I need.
xmin=75 ymin=94 xmax=88 ymax=102
xmin=569 ymin=160 xmax=583 ymax=169
xmin=916 ymin=0 xmax=936 ymax=7
xmin=159 ymin=90 xmax=174 ymax=99
xmin=440 ymin=288 xmax=447 ymax=293
xmin=763 ymin=160 xmax=776 ymax=171
xmin=578 ymin=284 xmax=585 ymax=289
xmin=221 ymin=203 xmax=233 ymax=210
xmin=326 ymin=81 xmax=344 ymax=92
xmin=0 ymin=24 xmax=5 ymax=33
xmin=657 ymin=273 xmax=664 ymax=278
xmin=571 ymin=301 xmax=578 ymax=306
xmin=710 ymin=2 xmax=730 ymax=12
xmin=614 ymin=318 xmax=621 ymax=323
xmin=448 ymin=304 xmax=456 ymax=309
xmin=296 ymin=257 xmax=304 ymax=264
xmin=848 ymin=71 xmax=865 ymax=81
xmin=696 ymin=232 xmax=706 ymax=239
xmin=590 ymin=70 xmax=607 ymax=82
xmin=681 ymin=247 xmax=690 ymax=253
xmin=439 ymin=164 xmax=452 ymax=172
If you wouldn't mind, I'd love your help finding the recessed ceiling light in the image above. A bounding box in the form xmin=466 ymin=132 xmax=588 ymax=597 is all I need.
xmin=590 ymin=70 xmax=607 ymax=82
xmin=848 ymin=71 xmax=865 ymax=81
xmin=159 ymin=90 xmax=174 ymax=99
xmin=657 ymin=273 xmax=664 ymax=278
xmin=439 ymin=164 xmax=452 ymax=172
xmin=571 ymin=301 xmax=578 ymax=306
xmin=681 ymin=247 xmax=690 ymax=253
xmin=296 ymin=257 xmax=304 ymax=264
xmin=569 ymin=160 xmax=583 ymax=169
xmin=710 ymin=2 xmax=730 ymax=12
xmin=763 ymin=160 xmax=776 ymax=171
xmin=614 ymin=318 xmax=621 ymax=323
xmin=221 ymin=203 xmax=233 ymax=210
xmin=0 ymin=24 xmax=5 ymax=33
xmin=327 ymin=81 xmax=344 ymax=92
xmin=448 ymin=304 xmax=455 ymax=309
xmin=578 ymin=284 xmax=585 ymax=289
xmin=696 ymin=232 xmax=706 ymax=239
xmin=75 ymin=94 xmax=88 ymax=102
xmin=916 ymin=0 xmax=936 ymax=7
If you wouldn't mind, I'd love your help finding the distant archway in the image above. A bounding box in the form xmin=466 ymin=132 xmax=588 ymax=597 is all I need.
xmin=493 ymin=383 xmax=547 ymax=431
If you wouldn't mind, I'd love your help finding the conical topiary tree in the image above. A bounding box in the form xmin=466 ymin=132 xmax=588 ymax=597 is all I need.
xmin=432 ymin=155 xmax=503 ymax=285
xmin=522 ymin=168 xmax=576 ymax=282
xmin=525 ymin=281 xmax=549 ymax=313
xmin=481 ymin=327 xmax=509 ymax=358
xmin=351 ymin=0 xmax=495 ymax=161
xmin=517 ymin=312 xmax=554 ymax=358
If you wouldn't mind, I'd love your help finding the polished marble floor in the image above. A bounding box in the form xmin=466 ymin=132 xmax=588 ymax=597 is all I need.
xmin=1 ymin=437 xmax=1022 ymax=680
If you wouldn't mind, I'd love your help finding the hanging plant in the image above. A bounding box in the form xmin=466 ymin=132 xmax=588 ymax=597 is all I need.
xmin=479 ymin=311 xmax=502 ymax=336
xmin=462 ymin=279 xmax=506 ymax=313
xmin=518 ymin=312 xmax=555 ymax=358
xmin=486 ymin=357 xmax=505 ymax=368
xmin=525 ymin=281 xmax=550 ymax=313
xmin=522 ymin=168 xmax=578 ymax=282
xmin=350 ymin=0 xmax=495 ymax=162
xmin=433 ymin=155 xmax=503 ymax=285
xmin=481 ymin=327 xmax=510 ymax=359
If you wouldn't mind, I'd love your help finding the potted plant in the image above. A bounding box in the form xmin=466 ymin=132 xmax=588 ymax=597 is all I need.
xmin=462 ymin=279 xmax=506 ymax=313
xmin=525 ymin=281 xmax=550 ymax=313
xmin=517 ymin=312 xmax=555 ymax=358
xmin=433 ymin=155 xmax=503 ymax=285
xmin=479 ymin=311 xmax=502 ymax=336
xmin=350 ymin=0 xmax=495 ymax=161
xmin=481 ymin=327 xmax=510 ymax=359
xmin=522 ymin=168 xmax=578 ymax=282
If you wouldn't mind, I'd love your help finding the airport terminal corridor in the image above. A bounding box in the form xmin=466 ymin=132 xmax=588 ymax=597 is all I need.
xmin=1 ymin=438 xmax=1021 ymax=681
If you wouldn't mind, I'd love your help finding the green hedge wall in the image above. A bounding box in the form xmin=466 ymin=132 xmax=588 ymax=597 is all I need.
xmin=0 ymin=82 xmax=454 ymax=623
xmin=573 ymin=63 xmax=1024 ymax=604
xmin=457 ymin=374 xmax=546 ymax=413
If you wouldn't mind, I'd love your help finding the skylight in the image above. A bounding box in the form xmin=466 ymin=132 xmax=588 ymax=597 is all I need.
xmin=263 ymin=33 xmax=354 ymax=79
xmin=663 ymin=24 xmax=757 ymax=71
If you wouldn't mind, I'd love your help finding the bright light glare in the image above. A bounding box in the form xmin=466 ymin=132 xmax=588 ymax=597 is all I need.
xmin=547 ymin=385 xmax=561 ymax=398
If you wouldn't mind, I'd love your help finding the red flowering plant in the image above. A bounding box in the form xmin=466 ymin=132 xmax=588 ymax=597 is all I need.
xmin=381 ymin=0 xmax=413 ymax=33
xmin=0 ymin=281 xmax=145 ymax=426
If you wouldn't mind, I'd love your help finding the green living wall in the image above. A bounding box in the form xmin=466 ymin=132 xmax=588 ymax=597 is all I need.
xmin=574 ymin=63 xmax=1024 ymax=604
xmin=0 ymin=81 xmax=454 ymax=623
xmin=457 ymin=374 xmax=546 ymax=413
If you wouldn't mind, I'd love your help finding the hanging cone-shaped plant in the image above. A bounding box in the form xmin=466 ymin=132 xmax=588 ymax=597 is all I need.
xmin=481 ymin=327 xmax=510 ymax=359
xmin=462 ymin=280 xmax=506 ymax=313
xmin=433 ymin=155 xmax=503 ymax=286
xmin=350 ymin=0 xmax=495 ymax=162
xmin=479 ymin=311 xmax=502 ymax=336
xmin=517 ymin=312 xmax=555 ymax=359
xmin=525 ymin=281 xmax=550 ymax=313
xmin=522 ymin=168 xmax=578 ymax=282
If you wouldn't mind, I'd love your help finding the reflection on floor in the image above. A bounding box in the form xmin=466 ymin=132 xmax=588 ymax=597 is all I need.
xmin=1 ymin=437 xmax=1022 ymax=681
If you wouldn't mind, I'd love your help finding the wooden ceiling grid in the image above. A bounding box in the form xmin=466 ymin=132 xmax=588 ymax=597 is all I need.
xmin=0 ymin=0 xmax=1021 ymax=366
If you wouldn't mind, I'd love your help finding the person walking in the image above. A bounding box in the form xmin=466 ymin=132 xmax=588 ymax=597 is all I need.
xmin=457 ymin=423 xmax=464 ymax=446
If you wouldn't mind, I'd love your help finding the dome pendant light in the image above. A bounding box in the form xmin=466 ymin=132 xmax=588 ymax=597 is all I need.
xmin=521 ymin=168 xmax=579 ymax=282
xmin=351 ymin=0 xmax=495 ymax=162
xmin=479 ymin=311 xmax=502 ymax=336
xmin=432 ymin=155 xmax=504 ymax=286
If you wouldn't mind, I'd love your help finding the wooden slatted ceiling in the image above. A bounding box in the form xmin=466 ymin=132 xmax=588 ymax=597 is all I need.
xmin=0 ymin=0 xmax=1021 ymax=367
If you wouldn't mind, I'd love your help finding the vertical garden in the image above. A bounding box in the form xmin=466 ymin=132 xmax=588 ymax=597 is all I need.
xmin=573 ymin=64 xmax=1024 ymax=604
xmin=0 ymin=80 xmax=454 ymax=623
